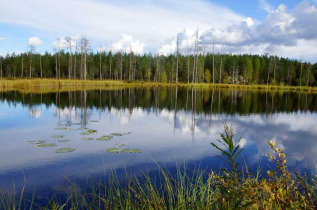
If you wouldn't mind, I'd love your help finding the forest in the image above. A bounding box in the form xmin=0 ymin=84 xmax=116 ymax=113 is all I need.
xmin=0 ymin=38 xmax=316 ymax=87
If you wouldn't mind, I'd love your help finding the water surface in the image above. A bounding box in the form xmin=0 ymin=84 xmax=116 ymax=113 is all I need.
xmin=0 ymin=87 xmax=316 ymax=200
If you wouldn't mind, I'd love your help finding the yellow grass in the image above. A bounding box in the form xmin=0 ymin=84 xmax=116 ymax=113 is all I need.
xmin=0 ymin=78 xmax=316 ymax=93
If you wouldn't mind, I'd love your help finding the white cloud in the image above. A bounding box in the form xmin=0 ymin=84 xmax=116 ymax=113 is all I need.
xmin=259 ymin=0 xmax=272 ymax=13
xmin=158 ymin=1 xmax=317 ymax=62
xmin=112 ymin=34 xmax=145 ymax=54
xmin=0 ymin=0 xmax=245 ymax=51
xmin=27 ymin=37 xmax=42 ymax=46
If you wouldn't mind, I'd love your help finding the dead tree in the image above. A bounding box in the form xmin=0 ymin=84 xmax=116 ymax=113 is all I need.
xmin=212 ymin=42 xmax=215 ymax=83
xmin=300 ymin=62 xmax=303 ymax=87
xmin=74 ymin=42 xmax=77 ymax=79
xmin=40 ymin=52 xmax=42 ymax=78
xmin=66 ymin=37 xmax=73 ymax=79
xmin=0 ymin=56 xmax=2 ymax=78
xmin=80 ymin=36 xmax=89 ymax=80
xmin=21 ymin=54 xmax=24 ymax=78
xmin=99 ymin=46 xmax=102 ymax=80
xmin=28 ymin=45 xmax=35 ymax=78
xmin=176 ymin=34 xmax=180 ymax=83
xmin=219 ymin=55 xmax=222 ymax=83
xmin=110 ymin=44 xmax=112 ymax=79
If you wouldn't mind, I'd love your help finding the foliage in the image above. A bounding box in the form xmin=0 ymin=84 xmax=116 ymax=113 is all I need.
xmin=1 ymin=51 xmax=317 ymax=86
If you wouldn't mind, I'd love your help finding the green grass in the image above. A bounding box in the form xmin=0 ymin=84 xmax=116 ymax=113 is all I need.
xmin=1 ymin=124 xmax=317 ymax=209
xmin=0 ymin=78 xmax=316 ymax=93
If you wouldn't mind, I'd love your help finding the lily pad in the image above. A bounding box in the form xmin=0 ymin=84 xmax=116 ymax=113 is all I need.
xmin=122 ymin=148 xmax=142 ymax=153
xmin=123 ymin=132 xmax=132 ymax=135
xmin=115 ymin=143 xmax=126 ymax=147
xmin=90 ymin=120 xmax=99 ymax=122
xmin=55 ymin=127 xmax=74 ymax=131
xmin=111 ymin=133 xmax=124 ymax=136
xmin=77 ymin=127 xmax=88 ymax=130
xmin=96 ymin=135 xmax=113 ymax=141
xmin=58 ymin=139 xmax=70 ymax=143
xmin=56 ymin=147 xmax=76 ymax=153
xmin=28 ymin=140 xmax=46 ymax=145
xmin=33 ymin=143 xmax=57 ymax=148
xmin=80 ymin=129 xmax=97 ymax=135
xmin=82 ymin=137 xmax=94 ymax=141
xmin=60 ymin=123 xmax=71 ymax=126
xmin=52 ymin=135 xmax=64 ymax=138
xmin=106 ymin=147 xmax=122 ymax=153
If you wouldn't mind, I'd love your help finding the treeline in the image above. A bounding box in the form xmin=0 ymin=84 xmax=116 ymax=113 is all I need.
xmin=0 ymin=49 xmax=316 ymax=86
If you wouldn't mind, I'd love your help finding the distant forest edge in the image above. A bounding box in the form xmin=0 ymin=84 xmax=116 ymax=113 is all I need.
xmin=0 ymin=37 xmax=316 ymax=87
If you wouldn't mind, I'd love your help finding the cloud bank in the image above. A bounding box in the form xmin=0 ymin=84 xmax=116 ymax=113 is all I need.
xmin=1 ymin=0 xmax=317 ymax=61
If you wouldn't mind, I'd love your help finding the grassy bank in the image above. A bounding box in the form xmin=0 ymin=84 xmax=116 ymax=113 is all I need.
xmin=1 ymin=124 xmax=316 ymax=209
xmin=0 ymin=78 xmax=316 ymax=93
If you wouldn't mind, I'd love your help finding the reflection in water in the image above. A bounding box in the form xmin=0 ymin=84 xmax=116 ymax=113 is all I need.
xmin=0 ymin=88 xmax=317 ymax=198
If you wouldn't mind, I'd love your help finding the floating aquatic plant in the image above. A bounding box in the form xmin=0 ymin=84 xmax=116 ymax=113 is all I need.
xmin=33 ymin=143 xmax=57 ymax=148
xmin=82 ymin=137 xmax=94 ymax=140
xmin=111 ymin=133 xmax=124 ymax=136
xmin=28 ymin=140 xmax=46 ymax=144
xmin=90 ymin=120 xmax=99 ymax=122
xmin=96 ymin=136 xmax=113 ymax=141
xmin=60 ymin=123 xmax=71 ymax=126
xmin=111 ymin=132 xmax=131 ymax=136
xmin=56 ymin=147 xmax=76 ymax=153
xmin=80 ymin=129 xmax=97 ymax=135
xmin=55 ymin=127 xmax=74 ymax=131
xmin=58 ymin=140 xmax=70 ymax=143
xmin=106 ymin=148 xmax=122 ymax=153
xmin=115 ymin=143 xmax=126 ymax=147
xmin=52 ymin=135 xmax=64 ymax=138
xmin=122 ymin=148 xmax=142 ymax=153
xmin=77 ymin=127 xmax=88 ymax=130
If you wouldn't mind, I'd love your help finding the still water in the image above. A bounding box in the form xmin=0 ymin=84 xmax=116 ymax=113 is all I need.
xmin=0 ymin=87 xmax=316 ymax=200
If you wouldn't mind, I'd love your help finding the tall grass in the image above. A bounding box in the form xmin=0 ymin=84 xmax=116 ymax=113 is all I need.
xmin=1 ymin=124 xmax=317 ymax=209
xmin=0 ymin=78 xmax=316 ymax=93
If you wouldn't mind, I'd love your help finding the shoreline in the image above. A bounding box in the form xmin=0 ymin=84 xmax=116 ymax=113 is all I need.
xmin=0 ymin=78 xmax=316 ymax=93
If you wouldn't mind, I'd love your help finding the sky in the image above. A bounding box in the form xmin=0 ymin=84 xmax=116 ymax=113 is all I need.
xmin=0 ymin=0 xmax=317 ymax=62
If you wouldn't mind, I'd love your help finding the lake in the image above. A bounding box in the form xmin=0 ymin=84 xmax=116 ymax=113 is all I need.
xmin=0 ymin=87 xmax=316 ymax=202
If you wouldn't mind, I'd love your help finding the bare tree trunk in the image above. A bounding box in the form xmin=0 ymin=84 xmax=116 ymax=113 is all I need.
xmin=99 ymin=46 xmax=102 ymax=80
xmin=176 ymin=35 xmax=179 ymax=83
xmin=58 ymin=52 xmax=61 ymax=79
xmin=267 ymin=57 xmax=272 ymax=86
xmin=110 ymin=46 xmax=112 ymax=80
xmin=273 ymin=56 xmax=276 ymax=83
xmin=307 ymin=64 xmax=310 ymax=86
xmin=212 ymin=42 xmax=215 ymax=83
xmin=40 ymin=53 xmax=42 ymax=78
xmin=0 ymin=58 xmax=2 ymax=79
xmin=129 ymin=45 xmax=133 ymax=80
xmin=67 ymin=37 xmax=72 ymax=79
xmin=120 ymin=51 xmax=123 ymax=80
xmin=219 ymin=55 xmax=222 ymax=83
xmin=29 ymin=46 xmax=34 ymax=78
xmin=74 ymin=42 xmax=77 ymax=79
xmin=300 ymin=62 xmax=303 ymax=87
xmin=55 ymin=51 xmax=58 ymax=79
xmin=21 ymin=54 xmax=24 ymax=78
xmin=187 ymin=54 xmax=190 ymax=84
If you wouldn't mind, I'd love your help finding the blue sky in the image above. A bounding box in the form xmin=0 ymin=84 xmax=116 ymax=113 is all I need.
xmin=0 ymin=0 xmax=317 ymax=62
